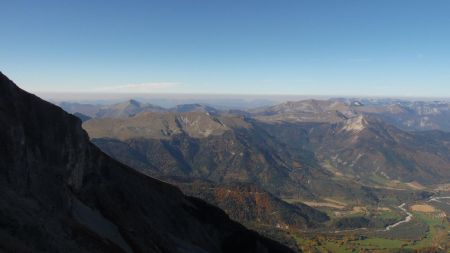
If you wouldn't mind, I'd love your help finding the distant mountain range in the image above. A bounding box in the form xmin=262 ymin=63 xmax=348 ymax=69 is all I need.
xmin=0 ymin=72 xmax=294 ymax=253
xmin=82 ymin=104 xmax=450 ymax=187
xmin=250 ymin=99 xmax=450 ymax=132
xmin=61 ymin=97 xmax=450 ymax=132
xmin=60 ymin=100 xmax=220 ymax=119
xmin=74 ymin=98 xmax=450 ymax=246
xmin=50 ymin=92 xmax=450 ymax=250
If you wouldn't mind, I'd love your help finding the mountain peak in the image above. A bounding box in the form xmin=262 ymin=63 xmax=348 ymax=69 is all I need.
xmin=341 ymin=115 xmax=368 ymax=133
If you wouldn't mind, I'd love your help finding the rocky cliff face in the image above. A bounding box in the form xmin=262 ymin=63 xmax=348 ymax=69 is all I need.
xmin=0 ymin=72 xmax=294 ymax=253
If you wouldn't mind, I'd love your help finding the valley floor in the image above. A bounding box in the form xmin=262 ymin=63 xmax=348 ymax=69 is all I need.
xmin=289 ymin=194 xmax=450 ymax=253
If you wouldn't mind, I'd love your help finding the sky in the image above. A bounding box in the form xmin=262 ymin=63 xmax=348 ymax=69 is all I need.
xmin=1 ymin=0 xmax=450 ymax=97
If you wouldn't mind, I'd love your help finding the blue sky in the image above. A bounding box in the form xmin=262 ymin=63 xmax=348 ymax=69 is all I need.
xmin=1 ymin=0 xmax=450 ymax=97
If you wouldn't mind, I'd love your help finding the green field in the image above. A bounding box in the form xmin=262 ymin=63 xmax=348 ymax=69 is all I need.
xmin=291 ymin=202 xmax=449 ymax=253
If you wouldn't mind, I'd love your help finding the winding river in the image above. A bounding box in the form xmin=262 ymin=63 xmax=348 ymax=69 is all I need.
xmin=383 ymin=203 xmax=412 ymax=231
xmin=333 ymin=195 xmax=450 ymax=234
xmin=333 ymin=202 xmax=412 ymax=234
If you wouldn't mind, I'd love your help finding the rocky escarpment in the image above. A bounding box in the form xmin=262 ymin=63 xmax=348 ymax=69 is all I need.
xmin=0 ymin=72 xmax=294 ymax=253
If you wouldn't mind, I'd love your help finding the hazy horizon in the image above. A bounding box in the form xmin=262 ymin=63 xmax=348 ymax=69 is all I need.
xmin=38 ymin=91 xmax=450 ymax=102
xmin=36 ymin=91 xmax=450 ymax=111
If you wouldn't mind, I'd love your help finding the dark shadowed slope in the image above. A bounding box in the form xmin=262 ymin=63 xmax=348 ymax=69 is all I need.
xmin=0 ymin=72 xmax=294 ymax=253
